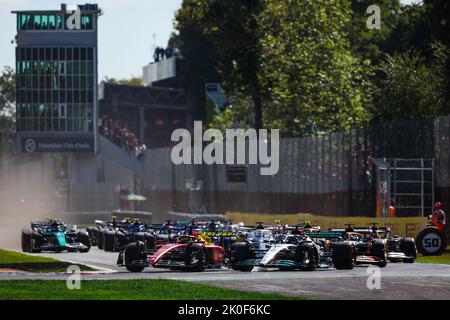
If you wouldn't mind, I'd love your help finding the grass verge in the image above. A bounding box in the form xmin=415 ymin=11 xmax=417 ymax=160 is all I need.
xmin=0 ymin=279 xmax=304 ymax=300
xmin=0 ymin=249 xmax=94 ymax=272
xmin=416 ymin=246 xmax=450 ymax=264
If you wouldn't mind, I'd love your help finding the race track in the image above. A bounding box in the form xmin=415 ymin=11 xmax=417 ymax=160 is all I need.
xmin=1 ymin=248 xmax=449 ymax=300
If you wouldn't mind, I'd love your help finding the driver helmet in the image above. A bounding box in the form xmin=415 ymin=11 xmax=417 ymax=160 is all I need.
xmin=208 ymin=221 xmax=217 ymax=231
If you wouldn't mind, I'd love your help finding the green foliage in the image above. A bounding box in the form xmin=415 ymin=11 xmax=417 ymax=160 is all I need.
xmin=349 ymin=0 xmax=403 ymax=64
xmin=372 ymin=44 xmax=449 ymax=121
xmin=384 ymin=3 xmax=433 ymax=57
xmin=424 ymin=0 xmax=450 ymax=46
xmin=0 ymin=66 xmax=16 ymax=157
xmin=103 ymin=76 xmax=143 ymax=86
xmin=177 ymin=0 xmax=373 ymax=136
xmin=0 ymin=66 xmax=16 ymax=125
xmin=176 ymin=0 xmax=450 ymax=132
xmin=176 ymin=0 xmax=265 ymax=129
xmin=208 ymin=94 xmax=253 ymax=131
xmin=167 ymin=31 xmax=182 ymax=48
xmin=257 ymin=0 xmax=373 ymax=136
xmin=175 ymin=3 xmax=220 ymax=121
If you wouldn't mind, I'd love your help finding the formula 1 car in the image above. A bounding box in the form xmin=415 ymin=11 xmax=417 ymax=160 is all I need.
xmin=229 ymin=230 xmax=339 ymax=271
xmin=228 ymin=222 xmax=326 ymax=271
xmin=86 ymin=216 xmax=125 ymax=249
xmin=100 ymin=218 xmax=156 ymax=252
xmin=326 ymin=224 xmax=389 ymax=268
xmin=86 ymin=220 xmax=104 ymax=247
xmin=230 ymin=223 xmax=393 ymax=271
xmin=21 ymin=218 xmax=91 ymax=253
xmin=330 ymin=223 xmax=416 ymax=264
xmin=145 ymin=220 xmax=192 ymax=247
xmin=117 ymin=230 xmax=236 ymax=272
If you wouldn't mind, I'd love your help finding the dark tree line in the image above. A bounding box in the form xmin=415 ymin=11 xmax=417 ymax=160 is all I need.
xmin=173 ymin=0 xmax=450 ymax=136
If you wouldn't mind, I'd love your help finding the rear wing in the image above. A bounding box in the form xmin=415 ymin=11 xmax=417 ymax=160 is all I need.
xmin=196 ymin=230 xmax=237 ymax=238
xmin=31 ymin=220 xmax=65 ymax=227
xmin=329 ymin=228 xmax=372 ymax=233
xmin=146 ymin=224 xmax=187 ymax=232
xmin=305 ymin=231 xmax=343 ymax=239
xmin=31 ymin=221 xmax=50 ymax=228
xmin=146 ymin=224 xmax=164 ymax=230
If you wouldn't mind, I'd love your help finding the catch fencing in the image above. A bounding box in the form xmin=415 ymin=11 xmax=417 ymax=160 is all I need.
xmin=142 ymin=118 xmax=438 ymax=217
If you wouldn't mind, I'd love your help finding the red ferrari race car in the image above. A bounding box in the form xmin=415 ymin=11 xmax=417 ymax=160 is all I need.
xmin=117 ymin=233 xmax=230 ymax=272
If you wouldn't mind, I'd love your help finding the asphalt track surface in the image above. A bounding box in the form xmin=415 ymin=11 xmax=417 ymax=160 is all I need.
xmin=1 ymin=247 xmax=449 ymax=300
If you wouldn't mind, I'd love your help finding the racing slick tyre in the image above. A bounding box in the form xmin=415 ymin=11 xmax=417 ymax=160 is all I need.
xmin=97 ymin=229 xmax=105 ymax=250
xmin=295 ymin=242 xmax=318 ymax=271
xmin=372 ymin=239 xmax=388 ymax=267
xmin=115 ymin=231 xmax=126 ymax=251
xmin=332 ymin=242 xmax=355 ymax=270
xmin=185 ymin=243 xmax=208 ymax=272
xmin=77 ymin=231 xmax=91 ymax=253
xmin=416 ymin=227 xmax=447 ymax=256
xmin=400 ymin=237 xmax=417 ymax=263
xmin=135 ymin=232 xmax=155 ymax=250
xmin=21 ymin=230 xmax=41 ymax=253
xmin=135 ymin=232 xmax=146 ymax=243
xmin=103 ymin=230 xmax=117 ymax=252
xmin=21 ymin=229 xmax=33 ymax=253
xmin=31 ymin=232 xmax=42 ymax=253
xmin=86 ymin=227 xmax=97 ymax=246
xmin=124 ymin=242 xmax=146 ymax=272
xmin=221 ymin=237 xmax=237 ymax=252
xmin=230 ymin=242 xmax=253 ymax=272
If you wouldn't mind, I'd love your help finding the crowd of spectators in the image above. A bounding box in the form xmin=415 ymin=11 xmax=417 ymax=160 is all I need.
xmin=98 ymin=115 xmax=146 ymax=160
xmin=153 ymin=46 xmax=181 ymax=62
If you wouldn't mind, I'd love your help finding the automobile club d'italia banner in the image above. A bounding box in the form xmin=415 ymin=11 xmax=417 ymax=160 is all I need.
xmin=22 ymin=137 xmax=94 ymax=153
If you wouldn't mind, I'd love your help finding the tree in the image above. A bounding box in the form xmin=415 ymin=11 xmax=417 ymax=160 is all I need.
xmin=176 ymin=0 xmax=265 ymax=130
xmin=383 ymin=3 xmax=433 ymax=58
xmin=0 ymin=66 xmax=15 ymax=130
xmin=258 ymin=0 xmax=372 ymax=136
xmin=423 ymin=0 xmax=450 ymax=102
xmin=424 ymin=0 xmax=450 ymax=47
xmin=175 ymin=4 xmax=220 ymax=122
xmin=167 ymin=31 xmax=182 ymax=49
xmin=177 ymin=0 xmax=373 ymax=136
xmin=0 ymin=66 xmax=15 ymax=117
xmin=0 ymin=66 xmax=16 ymax=157
xmin=349 ymin=0 xmax=403 ymax=64
xmin=103 ymin=76 xmax=143 ymax=86
xmin=372 ymin=44 xmax=449 ymax=121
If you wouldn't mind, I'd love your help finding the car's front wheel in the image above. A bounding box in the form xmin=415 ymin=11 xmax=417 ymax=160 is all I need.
xmin=21 ymin=229 xmax=33 ymax=253
xmin=103 ymin=230 xmax=116 ymax=252
xmin=332 ymin=242 xmax=355 ymax=270
xmin=77 ymin=231 xmax=91 ymax=253
xmin=185 ymin=243 xmax=208 ymax=272
xmin=124 ymin=242 xmax=146 ymax=272
xmin=295 ymin=242 xmax=318 ymax=271
xmin=372 ymin=239 xmax=388 ymax=267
